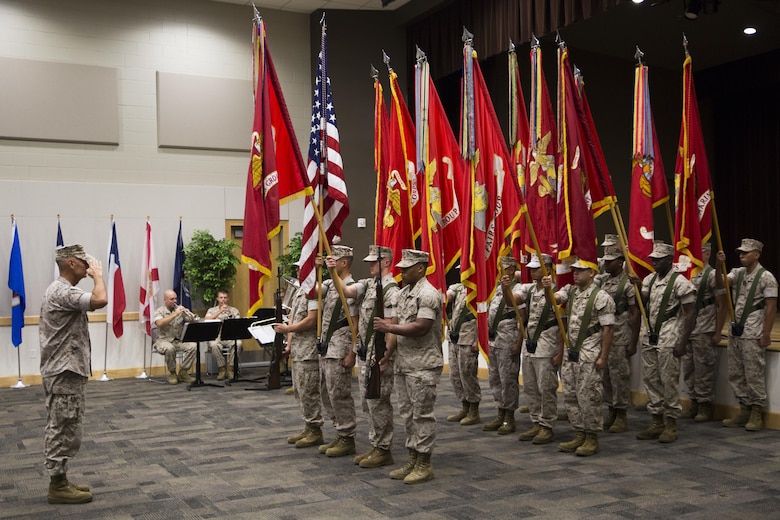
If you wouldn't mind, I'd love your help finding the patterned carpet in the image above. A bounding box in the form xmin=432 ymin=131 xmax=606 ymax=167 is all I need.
xmin=2 ymin=369 xmax=780 ymax=519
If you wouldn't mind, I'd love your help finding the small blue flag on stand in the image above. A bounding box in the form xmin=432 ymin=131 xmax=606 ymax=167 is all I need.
xmin=8 ymin=218 xmax=26 ymax=347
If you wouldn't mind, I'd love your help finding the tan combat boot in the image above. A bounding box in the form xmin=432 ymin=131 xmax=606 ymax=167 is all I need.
xmin=287 ymin=424 xmax=311 ymax=445
xmin=745 ymin=406 xmax=764 ymax=431
xmin=217 ymin=367 xmax=227 ymax=381
xmin=168 ymin=370 xmax=179 ymax=385
xmin=447 ymin=401 xmax=469 ymax=422
xmin=518 ymin=423 xmax=541 ymax=441
xmin=722 ymin=405 xmax=751 ymax=428
xmin=636 ymin=414 xmax=665 ymax=440
xmin=317 ymin=437 xmax=337 ymax=453
xmin=67 ymin=479 xmax=90 ymax=492
xmin=482 ymin=409 xmax=505 ymax=431
xmin=227 ymin=367 xmax=235 ymax=379
xmin=609 ymin=409 xmax=628 ymax=433
xmin=575 ymin=432 xmax=600 ymax=456
xmin=404 ymin=452 xmax=434 ymax=484
xmin=354 ymin=447 xmax=377 ymax=465
xmin=558 ymin=432 xmax=586 ymax=452
xmin=658 ymin=417 xmax=678 ymax=443
xmin=694 ymin=402 xmax=713 ymax=423
xmin=604 ymin=407 xmax=617 ymax=429
xmin=177 ymin=368 xmax=195 ymax=383
xmin=389 ymin=449 xmax=418 ymax=480
xmin=532 ymin=426 xmax=554 ymax=445
xmin=295 ymin=426 xmax=324 ymax=448
xmin=48 ymin=474 xmax=93 ymax=504
xmin=518 ymin=404 xmax=530 ymax=413
xmin=326 ymin=436 xmax=356 ymax=458
xmin=460 ymin=402 xmax=481 ymax=426
xmin=681 ymin=400 xmax=698 ymax=419
xmin=360 ymin=448 xmax=394 ymax=468
xmin=497 ymin=410 xmax=516 ymax=435
xmin=285 ymin=386 xmax=295 ymax=395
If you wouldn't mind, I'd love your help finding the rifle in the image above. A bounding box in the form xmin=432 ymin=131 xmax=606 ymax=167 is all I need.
xmin=266 ymin=266 xmax=284 ymax=390
xmin=365 ymin=250 xmax=385 ymax=399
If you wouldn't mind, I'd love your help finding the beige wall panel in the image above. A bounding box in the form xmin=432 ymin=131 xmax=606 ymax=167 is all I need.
xmin=0 ymin=57 xmax=119 ymax=145
xmin=156 ymin=72 xmax=252 ymax=152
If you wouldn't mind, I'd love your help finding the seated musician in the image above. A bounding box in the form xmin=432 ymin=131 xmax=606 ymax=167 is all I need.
xmin=205 ymin=290 xmax=242 ymax=380
xmin=153 ymin=290 xmax=198 ymax=385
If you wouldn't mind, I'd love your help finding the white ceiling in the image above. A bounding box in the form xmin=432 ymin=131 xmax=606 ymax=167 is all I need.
xmin=210 ymin=0 xmax=411 ymax=14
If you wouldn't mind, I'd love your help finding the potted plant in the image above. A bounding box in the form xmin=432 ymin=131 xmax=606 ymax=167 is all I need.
xmin=183 ymin=229 xmax=240 ymax=309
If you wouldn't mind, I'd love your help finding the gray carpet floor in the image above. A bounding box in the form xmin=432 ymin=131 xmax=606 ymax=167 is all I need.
xmin=2 ymin=369 xmax=780 ymax=519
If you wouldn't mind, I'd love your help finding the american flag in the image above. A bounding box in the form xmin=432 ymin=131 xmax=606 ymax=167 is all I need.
xmin=299 ymin=21 xmax=349 ymax=297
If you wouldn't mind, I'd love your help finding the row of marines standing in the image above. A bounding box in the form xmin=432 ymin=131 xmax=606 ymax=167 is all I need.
xmin=273 ymin=236 xmax=777 ymax=485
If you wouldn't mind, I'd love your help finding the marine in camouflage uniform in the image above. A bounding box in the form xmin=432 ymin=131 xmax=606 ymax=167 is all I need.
xmin=719 ymin=239 xmax=778 ymax=431
xmin=204 ymin=290 xmax=242 ymax=381
xmin=483 ymin=257 xmax=523 ymax=435
xmin=594 ymin=245 xmax=640 ymax=433
xmin=274 ymin=278 xmax=322 ymax=448
xmin=153 ymin=290 xmax=198 ymax=384
xmin=374 ymin=249 xmax=443 ymax=485
xmin=547 ymin=258 xmax=615 ymax=456
xmin=680 ymin=243 xmax=727 ymax=422
xmin=445 ymin=282 xmax=481 ymax=425
xmin=636 ymin=242 xmax=697 ymax=443
xmin=317 ymin=245 xmax=359 ymax=458
xmin=517 ymin=254 xmax=561 ymax=445
xmin=40 ymin=244 xmax=107 ymax=504
xmin=333 ymin=245 xmax=399 ymax=468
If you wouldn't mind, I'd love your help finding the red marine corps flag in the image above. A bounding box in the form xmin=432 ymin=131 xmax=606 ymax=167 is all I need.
xmin=508 ymin=41 xmax=531 ymax=273
xmin=629 ymin=56 xmax=669 ymax=279
xmin=415 ymin=47 xmax=467 ymax=293
xmin=460 ymin=29 xmax=524 ymax=356
xmin=372 ymin=66 xmax=390 ymax=245
xmin=673 ymin=41 xmax=712 ymax=278
xmin=556 ymin=42 xmax=598 ymax=270
xmin=525 ymin=38 xmax=559 ymax=261
xmin=243 ymin=10 xmax=310 ymax=314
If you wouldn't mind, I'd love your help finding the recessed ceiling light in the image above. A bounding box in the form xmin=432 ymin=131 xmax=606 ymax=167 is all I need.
xmin=743 ymin=27 xmax=757 ymax=35
xmin=632 ymin=0 xmax=644 ymax=4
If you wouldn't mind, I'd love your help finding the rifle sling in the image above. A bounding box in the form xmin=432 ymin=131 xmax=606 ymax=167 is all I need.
xmin=568 ymin=286 xmax=602 ymax=352
xmin=735 ymin=267 xmax=766 ymax=327
xmin=362 ymin=281 xmax=397 ymax=347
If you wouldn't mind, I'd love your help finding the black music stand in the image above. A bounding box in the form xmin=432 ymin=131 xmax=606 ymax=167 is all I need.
xmin=219 ymin=317 xmax=263 ymax=385
xmin=181 ymin=320 xmax=223 ymax=390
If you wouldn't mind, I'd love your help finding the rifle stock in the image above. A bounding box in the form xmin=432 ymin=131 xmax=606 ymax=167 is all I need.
xmin=365 ymin=261 xmax=385 ymax=399
xmin=267 ymin=270 xmax=284 ymax=390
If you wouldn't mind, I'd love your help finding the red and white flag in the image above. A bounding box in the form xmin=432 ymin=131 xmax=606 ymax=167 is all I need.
xmin=139 ymin=219 xmax=159 ymax=337
xmin=107 ymin=217 xmax=126 ymax=338
xmin=299 ymin=20 xmax=349 ymax=297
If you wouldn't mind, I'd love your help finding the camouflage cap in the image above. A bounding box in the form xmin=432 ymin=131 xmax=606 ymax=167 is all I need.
xmin=736 ymin=238 xmax=763 ymax=253
xmin=602 ymin=245 xmax=624 ymax=261
xmin=648 ymin=241 xmax=674 ymax=259
xmin=499 ymin=256 xmax=518 ymax=269
xmin=363 ymin=245 xmax=393 ymax=262
xmin=570 ymin=257 xmax=595 ymax=271
xmin=395 ymin=249 xmax=429 ymax=268
xmin=526 ymin=253 xmax=553 ymax=269
xmin=330 ymin=245 xmax=353 ymax=259
xmin=601 ymin=233 xmax=619 ymax=247
xmin=55 ymin=244 xmax=95 ymax=264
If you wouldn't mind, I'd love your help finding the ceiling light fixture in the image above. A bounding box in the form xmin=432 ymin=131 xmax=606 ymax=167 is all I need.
xmin=684 ymin=0 xmax=703 ymax=20
xmin=632 ymin=0 xmax=645 ymax=4
xmin=743 ymin=26 xmax=757 ymax=35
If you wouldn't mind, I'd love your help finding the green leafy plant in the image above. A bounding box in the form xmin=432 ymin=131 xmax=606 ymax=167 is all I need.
xmin=183 ymin=229 xmax=240 ymax=307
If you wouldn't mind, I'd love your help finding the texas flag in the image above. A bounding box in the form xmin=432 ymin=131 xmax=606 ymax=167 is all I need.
xmin=107 ymin=218 xmax=126 ymax=338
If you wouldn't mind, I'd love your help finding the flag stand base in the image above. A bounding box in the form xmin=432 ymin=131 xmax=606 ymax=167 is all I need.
xmin=136 ymin=370 xmax=150 ymax=379
xmin=11 ymin=378 xmax=28 ymax=389
xmin=97 ymin=372 xmax=113 ymax=382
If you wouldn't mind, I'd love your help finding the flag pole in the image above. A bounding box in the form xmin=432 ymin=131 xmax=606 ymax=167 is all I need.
xmin=137 ymin=215 xmax=152 ymax=380
xmin=98 ymin=214 xmax=114 ymax=382
xmin=609 ymin=202 xmax=651 ymax=329
xmin=10 ymin=215 xmax=28 ymax=389
xmin=311 ymin=14 xmax=358 ymax=347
